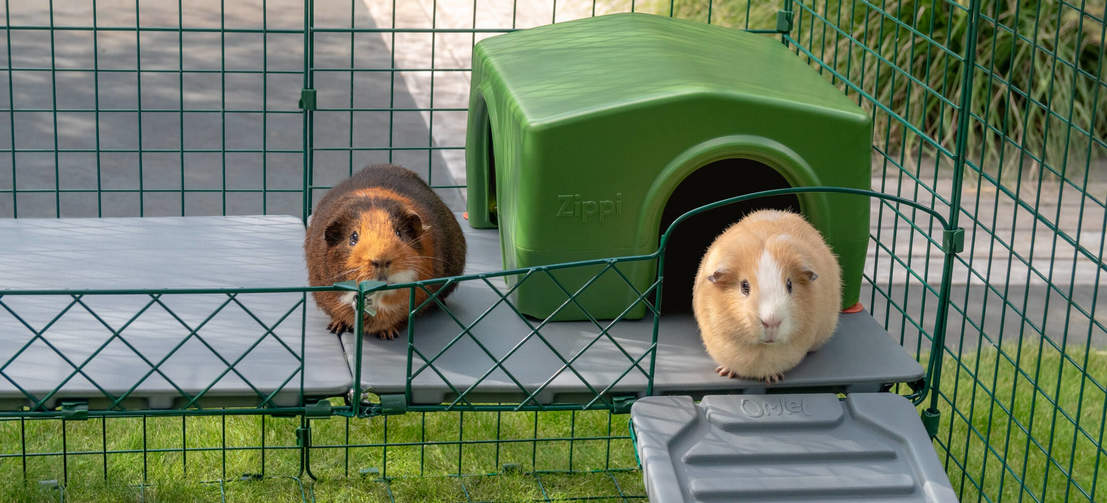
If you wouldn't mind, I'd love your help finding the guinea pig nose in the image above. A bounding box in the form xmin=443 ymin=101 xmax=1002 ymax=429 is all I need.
xmin=761 ymin=317 xmax=782 ymax=328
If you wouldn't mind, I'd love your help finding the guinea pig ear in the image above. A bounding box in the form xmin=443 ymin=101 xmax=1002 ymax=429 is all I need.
xmin=396 ymin=211 xmax=425 ymax=243
xmin=707 ymin=268 xmax=735 ymax=285
xmin=801 ymin=265 xmax=819 ymax=282
xmin=324 ymin=218 xmax=345 ymax=248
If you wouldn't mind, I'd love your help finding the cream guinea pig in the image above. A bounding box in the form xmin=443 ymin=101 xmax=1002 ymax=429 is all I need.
xmin=691 ymin=209 xmax=842 ymax=383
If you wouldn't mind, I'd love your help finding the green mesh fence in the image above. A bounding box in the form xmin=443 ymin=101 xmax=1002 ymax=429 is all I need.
xmin=0 ymin=0 xmax=1104 ymax=501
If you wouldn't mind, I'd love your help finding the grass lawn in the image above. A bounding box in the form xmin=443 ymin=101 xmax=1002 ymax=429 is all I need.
xmin=0 ymin=342 xmax=1101 ymax=501
xmin=0 ymin=406 xmax=642 ymax=502
xmin=930 ymin=343 xmax=1107 ymax=502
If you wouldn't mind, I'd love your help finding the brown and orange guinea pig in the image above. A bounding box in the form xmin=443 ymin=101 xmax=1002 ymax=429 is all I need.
xmin=304 ymin=164 xmax=466 ymax=339
xmin=692 ymin=209 xmax=841 ymax=384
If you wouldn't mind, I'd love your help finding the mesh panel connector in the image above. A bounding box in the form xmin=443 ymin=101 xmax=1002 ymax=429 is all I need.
xmin=298 ymin=89 xmax=316 ymax=111
xmin=776 ymin=10 xmax=794 ymax=32
xmin=612 ymin=395 xmax=636 ymax=414
xmin=305 ymin=400 xmax=333 ymax=417
xmin=943 ymin=228 xmax=965 ymax=254
xmin=921 ymin=408 xmax=941 ymax=438
xmin=380 ymin=394 xmax=407 ymax=415
xmin=295 ymin=426 xmax=311 ymax=448
xmin=61 ymin=402 xmax=88 ymax=420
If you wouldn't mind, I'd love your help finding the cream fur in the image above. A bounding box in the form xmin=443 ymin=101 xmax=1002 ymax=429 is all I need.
xmin=692 ymin=209 xmax=842 ymax=381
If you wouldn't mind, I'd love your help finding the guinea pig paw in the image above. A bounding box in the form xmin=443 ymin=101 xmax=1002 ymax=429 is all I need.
xmin=714 ymin=365 xmax=738 ymax=379
xmin=376 ymin=326 xmax=401 ymax=340
xmin=762 ymin=373 xmax=784 ymax=385
xmin=327 ymin=320 xmax=352 ymax=335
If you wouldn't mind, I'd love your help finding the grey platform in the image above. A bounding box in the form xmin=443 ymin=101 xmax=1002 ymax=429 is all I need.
xmin=0 ymin=214 xmax=926 ymax=410
xmin=631 ymin=394 xmax=958 ymax=502
xmin=345 ymin=218 xmax=925 ymax=404
xmin=0 ymin=216 xmax=351 ymax=410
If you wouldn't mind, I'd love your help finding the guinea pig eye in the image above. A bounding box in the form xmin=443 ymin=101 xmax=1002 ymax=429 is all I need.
xmin=786 ymin=278 xmax=793 ymax=294
xmin=394 ymin=229 xmax=402 ymax=239
xmin=740 ymin=280 xmax=750 ymax=296
xmin=349 ymin=231 xmax=359 ymax=246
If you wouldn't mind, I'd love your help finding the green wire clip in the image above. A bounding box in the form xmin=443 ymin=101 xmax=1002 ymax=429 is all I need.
xmin=298 ymin=88 xmax=316 ymax=111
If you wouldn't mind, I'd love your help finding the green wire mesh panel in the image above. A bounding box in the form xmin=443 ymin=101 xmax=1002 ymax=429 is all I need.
xmin=0 ymin=1 xmax=312 ymax=219
xmin=786 ymin=0 xmax=1107 ymax=500
xmin=0 ymin=0 xmax=1104 ymax=501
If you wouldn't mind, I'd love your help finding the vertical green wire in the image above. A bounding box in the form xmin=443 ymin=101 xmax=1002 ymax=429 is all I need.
xmin=387 ymin=0 xmax=396 ymax=164
xmin=1077 ymin=13 xmax=1107 ymax=499
xmin=1034 ymin=3 xmax=1083 ymax=497
xmin=220 ymin=0 xmax=227 ymax=215
xmin=260 ymin=415 xmax=266 ymax=477
xmin=19 ymin=417 xmax=25 ymax=479
xmin=604 ymin=411 xmax=612 ymax=470
xmin=262 ymin=0 xmax=269 ymax=214
xmin=420 ymin=411 xmax=426 ymax=476
xmin=959 ymin=0 xmax=1010 ymax=488
xmin=428 ymin=0 xmax=437 ymax=185
xmin=531 ymin=410 xmax=539 ymax=470
xmin=382 ymin=414 xmax=389 ymax=478
xmin=181 ymin=416 xmax=187 ymax=476
xmin=830 ymin=0 xmax=843 ymax=87
xmin=991 ymin=0 xmax=1033 ymax=494
xmin=62 ymin=418 xmax=68 ymax=485
xmin=141 ymin=415 xmax=147 ymax=486
xmin=93 ymin=0 xmax=103 ymax=217
xmin=568 ymin=410 xmax=576 ymax=471
xmin=101 ymin=417 xmax=107 ymax=481
xmin=347 ymin=0 xmax=354 ymax=178
xmin=405 ymin=288 xmax=416 ymax=402
xmin=1086 ymin=212 xmax=1107 ymax=499
xmin=221 ymin=414 xmax=226 ymax=479
xmin=135 ymin=0 xmax=144 ymax=216
xmin=494 ymin=410 xmax=501 ymax=471
xmin=926 ymin=0 xmax=982 ymax=416
xmin=5 ymin=0 xmax=15 ymax=218
xmin=177 ymin=0 xmax=184 ymax=215
xmin=815 ymin=0 xmax=828 ymax=67
xmin=48 ymin=0 xmax=59 ymax=217
xmin=457 ymin=410 xmax=464 ymax=475
xmin=1011 ymin=0 xmax=1056 ymax=495
xmin=301 ymin=0 xmax=315 ymax=224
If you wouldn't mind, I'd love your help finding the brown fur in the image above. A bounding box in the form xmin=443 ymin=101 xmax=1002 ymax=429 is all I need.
xmin=692 ymin=209 xmax=841 ymax=383
xmin=305 ymin=164 xmax=466 ymax=339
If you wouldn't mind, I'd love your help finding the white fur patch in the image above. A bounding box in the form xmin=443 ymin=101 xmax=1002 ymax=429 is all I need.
xmin=756 ymin=248 xmax=788 ymax=325
xmin=388 ymin=269 xmax=419 ymax=285
xmin=339 ymin=292 xmax=357 ymax=309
